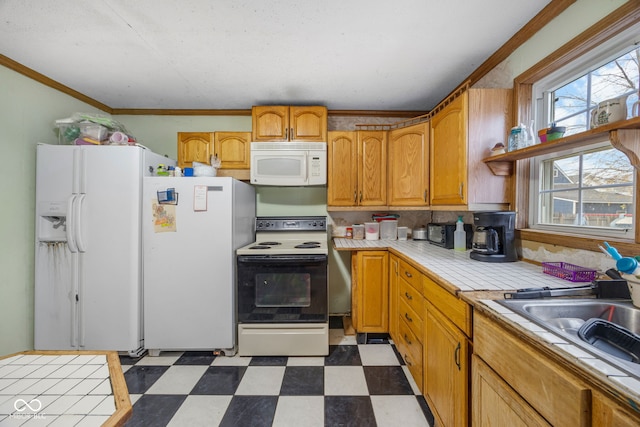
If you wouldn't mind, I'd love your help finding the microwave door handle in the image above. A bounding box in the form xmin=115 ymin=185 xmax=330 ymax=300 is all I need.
xmin=304 ymin=152 xmax=309 ymax=184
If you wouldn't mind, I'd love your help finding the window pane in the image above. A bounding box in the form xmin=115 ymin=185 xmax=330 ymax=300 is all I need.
xmin=545 ymin=155 xmax=579 ymax=191
xmin=582 ymin=149 xmax=634 ymax=186
xmin=591 ymin=48 xmax=640 ymax=105
xmin=539 ymin=189 xmax=580 ymax=225
xmin=539 ymin=148 xmax=635 ymax=232
xmin=554 ymin=115 xmax=586 ymax=136
xmin=553 ymin=75 xmax=588 ymax=119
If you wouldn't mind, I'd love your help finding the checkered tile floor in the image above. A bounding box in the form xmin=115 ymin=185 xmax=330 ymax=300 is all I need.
xmin=120 ymin=317 xmax=434 ymax=426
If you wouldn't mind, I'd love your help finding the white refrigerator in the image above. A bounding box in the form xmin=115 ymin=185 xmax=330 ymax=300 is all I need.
xmin=34 ymin=143 xmax=174 ymax=356
xmin=142 ymin=177 xmax=255 ymax=356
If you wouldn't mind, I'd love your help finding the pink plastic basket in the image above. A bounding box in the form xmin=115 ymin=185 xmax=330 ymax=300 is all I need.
xmin=542 ymin=262 xmax=597 ymax=282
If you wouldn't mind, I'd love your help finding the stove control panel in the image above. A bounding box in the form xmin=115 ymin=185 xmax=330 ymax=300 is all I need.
xmin=256 ymin=216 xmax=327 ymax=232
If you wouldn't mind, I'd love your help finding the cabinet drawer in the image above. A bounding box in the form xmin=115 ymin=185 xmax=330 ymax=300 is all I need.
xmin=398 ymin=315 xmax=423 ymax=361
xmin=475 ymin=313 xmax=591 ymax=427
xmin=399 ymin=259 xmax=421 ymax=290
xmin=397 ymin=318 xmax=423 ymax=391
xmin=399 ymin=277 xmax=423 ymax=316
xmin=422 ymin=275 xmax=472 ymax=337
xmin=399 ymin=297 xmax=423 ymax=339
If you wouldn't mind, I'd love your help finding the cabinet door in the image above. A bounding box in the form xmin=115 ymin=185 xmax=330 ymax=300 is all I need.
xmin=388 ymin=122 xmax=429 ymax=206
xmin=424 ymin=301 xmax=469 ymax=427
xmin=430 ymin=92 xmax=468 ymax=205
xmin=357 ymin=131 xmax=387 ymax=206
xmin=177 ymin=132 xmax=214 ymax=168
xmin=327 ymin=131 xmax=358 ymax=206
xmin=252 ymin=106 xmax=289 ymax=141
xmin=592 ymin=389 xmax=640 ymax=427
xmin=352 ymin=251 xmax=388 ymax=333
xmin=472 ymin=356 xmax=552 ymax=427
xmin=475 ymin=313 xmax=591 ymax=427
xmin=289 ymin=106 xmax=327 ymax=142
xmin=213 ymin=132 xmax=251 ymax=169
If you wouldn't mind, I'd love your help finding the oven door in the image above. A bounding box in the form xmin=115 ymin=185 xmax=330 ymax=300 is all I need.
xmin=237 ymin=254 xmax=328 ymax=323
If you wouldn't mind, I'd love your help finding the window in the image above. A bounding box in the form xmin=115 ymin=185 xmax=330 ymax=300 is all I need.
xmin=529 ymin=26 xmax=639 ymax=239
xmin=536 ymin=145 xmax=635 ymax=237
xmin=543 ymin=46 xmax=640 ymax=136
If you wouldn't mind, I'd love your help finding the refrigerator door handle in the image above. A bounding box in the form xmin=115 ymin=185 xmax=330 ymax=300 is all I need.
xmin=66 ymin=195 xmax=79 ymax=253
xmin=70 ymin=251 xmax=79 ymax=348
xmin=75 ymin=194 xmax=87 ymax=252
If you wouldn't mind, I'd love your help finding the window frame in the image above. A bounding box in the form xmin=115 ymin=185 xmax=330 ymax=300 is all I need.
xmin=528 ymin=140 xmax=636 ymax=240
xmin=512 ymin=2 xmax=640 ymax=252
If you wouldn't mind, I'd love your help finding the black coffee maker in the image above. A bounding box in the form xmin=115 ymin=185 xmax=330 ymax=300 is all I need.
xmin=470 ymin=211 xmax=518 ymax=262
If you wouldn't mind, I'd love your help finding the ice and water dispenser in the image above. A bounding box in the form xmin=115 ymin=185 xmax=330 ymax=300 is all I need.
xmin=37 ymin=200 xmax=68 ymax=242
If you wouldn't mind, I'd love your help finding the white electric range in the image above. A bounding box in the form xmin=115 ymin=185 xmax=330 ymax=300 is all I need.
xmin=236 ymin=216 xmax=329 ymax=356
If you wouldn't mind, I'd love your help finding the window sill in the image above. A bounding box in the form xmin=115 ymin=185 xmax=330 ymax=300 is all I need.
xmin=484 ymin=117 xmax=640 ymax=176
xmin=517 ymin=228 xmax=639 ymax=254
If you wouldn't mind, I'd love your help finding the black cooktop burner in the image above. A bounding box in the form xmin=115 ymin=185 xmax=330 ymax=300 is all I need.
xmin=249 ymin=245 xmax=271 ymax=250
xmin=258 ymin=241 xmax=281 ymax=246
xmin=295 ymin=242 xmax=321 ymax=249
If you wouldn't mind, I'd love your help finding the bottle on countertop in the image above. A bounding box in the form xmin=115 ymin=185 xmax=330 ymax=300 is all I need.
xmin=454 ymin=216 xmax=466 ymax=251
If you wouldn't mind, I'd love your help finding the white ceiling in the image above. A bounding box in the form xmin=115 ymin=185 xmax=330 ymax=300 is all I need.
xmin=1 ymin=0 xmax=552 ymax=111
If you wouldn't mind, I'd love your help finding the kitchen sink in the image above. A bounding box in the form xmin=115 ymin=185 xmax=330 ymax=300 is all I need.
xmin=497 ymin=299 xmax=640 ymax=379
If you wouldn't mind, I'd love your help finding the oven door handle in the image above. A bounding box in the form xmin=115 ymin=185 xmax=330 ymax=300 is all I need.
xmin=237 ymin=254 xmax=328 ymax=264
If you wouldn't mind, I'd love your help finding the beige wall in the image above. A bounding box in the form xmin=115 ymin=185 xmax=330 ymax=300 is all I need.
xmin=0 ymin=0 xmax=626 ymax=355
xmin=0 ymin=67 xmax=107 ymax=355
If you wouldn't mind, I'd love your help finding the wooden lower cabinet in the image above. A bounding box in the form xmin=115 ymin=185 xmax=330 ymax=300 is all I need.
xmin=388 ymin=254 xmax=400 ymax=343
xmin=424 ymin=300 xmax=469 ymax=427
xmin=472 ymin=355 xmax=551 ymax=427
xmin=396 ymin=312 xmax=423 ymax=391
xmin=351 ymin=251 xmax=388 ymax=333
xmin=474 ymin=312 xmax=591 ymax=427
xmin=592 ymin=389 xmax=640 ymax=427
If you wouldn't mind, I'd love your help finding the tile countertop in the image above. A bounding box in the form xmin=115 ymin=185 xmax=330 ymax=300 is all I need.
xmin=333 ymin=238 xmax=582 ymax=293
xmin=334 ymin=237 xmax=640 ymax=412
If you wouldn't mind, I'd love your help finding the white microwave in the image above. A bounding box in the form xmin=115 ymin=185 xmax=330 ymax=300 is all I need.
xmin=250 ymin=142 xmax=327 ymax=186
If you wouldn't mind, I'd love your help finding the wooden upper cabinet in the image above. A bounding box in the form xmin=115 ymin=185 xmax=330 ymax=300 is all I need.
xmin=327 ymin=131 xmax=358 ymax=206
xmin=430 ymin=93 xmax=468 ymax=206
xmin=388 ymin=122 xmax=429 ymax=206
xmin=290 ymin=106 xmax=327 ymax=141
xmin=358 ymin=130 xmax=387 ymax=206
xmin=430 ymin=88 xmax=512 ymax=209
xmin=177 ymin=132 xmax=214 ymax=168
xmin=213 ymin=132 xmax=251 ymax=169
xmin=252 ymin=106 xmax=289 ymax=141
xmin=252 ymin=105 xmax=327 ymax=142
xmin=328 ymin=130 xmax=387 ymax=207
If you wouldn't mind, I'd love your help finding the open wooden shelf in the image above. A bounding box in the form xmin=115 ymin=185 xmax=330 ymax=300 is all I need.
xmin=483 ymin=116 xmax=640 ymax=175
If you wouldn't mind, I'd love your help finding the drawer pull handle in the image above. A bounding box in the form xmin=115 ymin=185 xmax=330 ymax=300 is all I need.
xmin=404 ymin=271 xmax=412 ymax=278
xmin=404 ymin=355 xmax=412 ymax=366
xmin=404 ymin=292 xmax=412 ymax=300
xmin=404 ymin=313 xmax=413 ymax=322
xmin=454 ymin=342 xmax=461 ymax=371
xmin=404 ymin=334 xmax=412 ymax=345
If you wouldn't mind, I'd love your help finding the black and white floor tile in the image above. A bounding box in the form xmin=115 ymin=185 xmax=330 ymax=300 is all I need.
xmin=120 ymin=318 xmax=434 ymax=426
